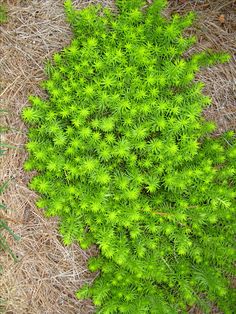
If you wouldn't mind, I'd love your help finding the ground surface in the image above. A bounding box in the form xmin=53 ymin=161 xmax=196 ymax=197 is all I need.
xmin=0 ymin=0 xmax=235 ymax=313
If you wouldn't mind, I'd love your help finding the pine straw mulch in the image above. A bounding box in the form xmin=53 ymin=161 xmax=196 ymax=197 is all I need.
xmin=0 ymin=0 xmax=235 ymax=313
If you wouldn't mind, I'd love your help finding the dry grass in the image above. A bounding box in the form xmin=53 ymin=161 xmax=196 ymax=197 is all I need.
xmin=0 ymin=0 xmax=235 ymax=313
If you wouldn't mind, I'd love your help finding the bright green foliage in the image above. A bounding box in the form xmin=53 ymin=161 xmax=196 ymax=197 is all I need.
xmin=23 ymin=0 xmax=235 ymax=313
xmin=0 ymin=5 xmax=7 ymax=24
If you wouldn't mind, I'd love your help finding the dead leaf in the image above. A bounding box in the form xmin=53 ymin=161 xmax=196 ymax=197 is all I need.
xmin=219 ymin=14 xmax=225 ymax=24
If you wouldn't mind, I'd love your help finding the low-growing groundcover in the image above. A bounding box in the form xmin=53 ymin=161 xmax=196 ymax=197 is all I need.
xmin=22 ymin=0 xmax=236 ymax=313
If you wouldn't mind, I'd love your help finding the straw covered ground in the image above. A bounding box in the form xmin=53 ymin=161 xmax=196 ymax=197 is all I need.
xmin=0 ymin=0 xmax=235 ymax=313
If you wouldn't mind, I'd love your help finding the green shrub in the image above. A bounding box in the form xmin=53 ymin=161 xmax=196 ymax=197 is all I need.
xmin=23 ymin=0 xmax=235 ymax=313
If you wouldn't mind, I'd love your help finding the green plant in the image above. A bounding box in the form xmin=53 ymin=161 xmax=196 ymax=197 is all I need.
xmin=22 ymin=0 xmax=235 ymax=313
xmin=0 ymin=4 xmax=7 ymax=24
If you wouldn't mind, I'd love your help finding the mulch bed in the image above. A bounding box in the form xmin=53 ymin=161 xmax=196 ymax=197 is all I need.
xmin=0 ymin=1 xmax=235 ymax=313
